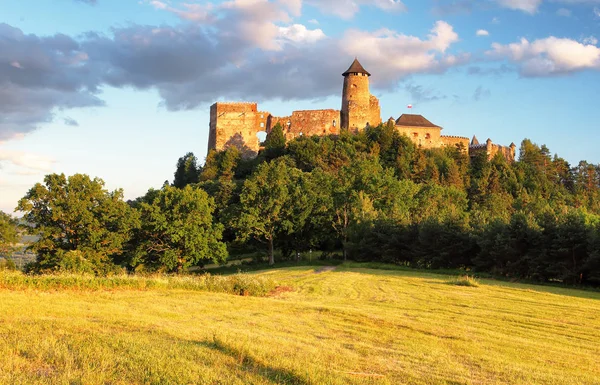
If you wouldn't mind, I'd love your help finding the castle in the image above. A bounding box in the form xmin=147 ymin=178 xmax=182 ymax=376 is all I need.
xmin=208 ymin=59 xmax=516 ymax=161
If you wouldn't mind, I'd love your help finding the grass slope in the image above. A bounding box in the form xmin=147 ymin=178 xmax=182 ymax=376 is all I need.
xmin=1 ymin=265 xmax=599 ymax=385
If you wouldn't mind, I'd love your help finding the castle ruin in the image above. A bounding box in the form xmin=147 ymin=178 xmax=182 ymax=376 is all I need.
xmin=208 ymin=58 xmax=515 ymax=162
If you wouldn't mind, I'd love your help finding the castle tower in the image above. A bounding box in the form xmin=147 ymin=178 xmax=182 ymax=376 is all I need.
xmin=341 ymin=58 xmax=381 ymax=132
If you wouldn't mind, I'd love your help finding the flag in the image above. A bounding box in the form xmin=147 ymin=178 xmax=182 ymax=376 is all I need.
xmin=407 ymin=104 xmax=413 ymax=109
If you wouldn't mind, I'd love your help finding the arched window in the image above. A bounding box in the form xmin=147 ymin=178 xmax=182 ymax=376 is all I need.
xmin=333 ymin=119 xmax=336 ymax=127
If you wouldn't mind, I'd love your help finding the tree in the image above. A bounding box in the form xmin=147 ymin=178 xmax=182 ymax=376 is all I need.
xmin=234 ymin=158 xmax=301 ymax=265
xmin=132 ymin=185 xmax=227 ymax=273
xmin=17 ymin=174 xmax=138 ymax=274
xmin=0 ymin=211 xmax=19 ymax=257
xmin=173 ymin=152 xmax=200 ymax=188
xmin=264 ymin=123 xmax=286 ymax=159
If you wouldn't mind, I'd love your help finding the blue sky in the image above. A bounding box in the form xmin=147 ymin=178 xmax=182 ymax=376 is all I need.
xmin=1 ymin=0 xmax=600 ymax=213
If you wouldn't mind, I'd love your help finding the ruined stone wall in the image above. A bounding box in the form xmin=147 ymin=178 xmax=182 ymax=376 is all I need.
xmin=288 ymin=110 xmax=340 ymax=140
xmin=441 ymin=136 xmax=470 ymax=153
xmin=369 ymin=95 xmax=382 ymax=128
xmin=268 ymin=110 xmax=340 ymax=141
xmin=469 ymin=141 xmax=516 ymax=162
xmin=208 ymin=102 xmax=263 ymax=158
xmin=396 ymin=126 xmax=443 ymax=149
xmin=489 ymin=144 xmax=516 ymax=162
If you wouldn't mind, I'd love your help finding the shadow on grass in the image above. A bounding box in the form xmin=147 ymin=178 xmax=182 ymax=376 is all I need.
xmin=198 ymin=336 xmax=309 ymax=385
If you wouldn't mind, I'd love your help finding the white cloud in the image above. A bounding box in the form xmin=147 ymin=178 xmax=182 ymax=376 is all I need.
xmin=279 ymin=24 xmax=326 ymax=43
xmin=496 ymin=0 xmax=542 ymax=14
xmin=476 ymin=29 xmax=490 ymax=37
xmin=488 ymin=36 xmax=600 ymax=76
xmin=0 ymin=149 xmax=55 ymax=173
xmin=308 ymin=18 xmax=319 ymax=24
xmin=556 ymin=8 xmax=572 ymax=16
xmin=582 ymin=35 xmax=599 ymax=45
xmin=340 ymin=21 xmax=466 ymax=82
xmin=306 ymin=0 xmax=406 ymax=19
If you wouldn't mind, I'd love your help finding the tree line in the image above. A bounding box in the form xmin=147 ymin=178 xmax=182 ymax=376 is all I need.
xmin=2 ymin=122 xmax=600 ymax=285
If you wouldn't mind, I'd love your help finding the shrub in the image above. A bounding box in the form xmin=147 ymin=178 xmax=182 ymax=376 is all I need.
xmin=0 ymin=271 xmax=276 ymax=297
xmin=446 ymin=275 xmax=480 ymax=287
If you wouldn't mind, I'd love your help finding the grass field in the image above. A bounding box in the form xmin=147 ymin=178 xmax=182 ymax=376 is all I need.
xmin=1 ymin=265 xmax=599 ymax=385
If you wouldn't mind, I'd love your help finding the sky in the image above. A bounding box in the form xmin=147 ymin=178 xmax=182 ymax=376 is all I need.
xmin=1 ymin=0 xmax=600 ymax=214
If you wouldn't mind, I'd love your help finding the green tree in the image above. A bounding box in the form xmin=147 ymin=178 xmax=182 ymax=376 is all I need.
xmin=0 ymin=211 xmax=19 ymax=257
xmin=264 ymin=123 xmax=286 ymax=159
xmin=17 ymin=174 xmax=138 ymax=274
xmin=173 ymin=152 xmax=200 ymax=188
xmin=133 ymin=185 xmax=227 ymax=273
xmin=234 ymin=158 xmax=301 ymax=265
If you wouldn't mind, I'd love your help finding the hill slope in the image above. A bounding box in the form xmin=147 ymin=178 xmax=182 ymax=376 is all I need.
xmin=1 ymin=266 xmax=599 ymax=384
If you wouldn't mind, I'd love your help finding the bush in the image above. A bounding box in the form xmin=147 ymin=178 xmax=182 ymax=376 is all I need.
xmin=0 ymin=258 xmax=17 ymax=271
xmin=446 ymin=275 xmax=480 ymax=287
xmin=0 ymin=271 xmax=277 ymax=297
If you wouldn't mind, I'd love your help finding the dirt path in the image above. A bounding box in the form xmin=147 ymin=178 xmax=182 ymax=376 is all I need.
xmin=315 ymin=266 xmax=337 ymax=274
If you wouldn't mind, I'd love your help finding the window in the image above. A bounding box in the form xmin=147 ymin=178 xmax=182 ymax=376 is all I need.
xmin=413 ymin=132 xmax=418 ymax=138
xmin=260 ymin=114 xmax=264 ymax=118
xmin=333 ymin=119 xmax=336 ymax=127
xmin=260 ymin=122 xmax=264 ymax=128
xmin=299 ymin=132 xmax=303 ymax=136
xmin=425 ymin=133 xmax=431 ymax=140
xmin=287 ymin=121 xmax=291 ymax=126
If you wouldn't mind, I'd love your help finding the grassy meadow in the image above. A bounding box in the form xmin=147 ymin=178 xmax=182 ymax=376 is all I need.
xmin=1 ymin=265 xmax=599 ymax=385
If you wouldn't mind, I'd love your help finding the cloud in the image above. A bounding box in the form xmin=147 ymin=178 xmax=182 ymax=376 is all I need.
xmin=279 ymin=24 xmax=326 ymax=43
xmin=473 ymin=86 xmax=491 ymax=101
xmin=0 ymin=149 xmax=55 ymax=172
xmin=404 ymin=83 xmax=447 ymax=103
xmin=74 ymin=0 xmax=97 ymax=4
xmin=0 ymin=23 xmax=104 ymax=140
xmin=582 ymin=35 xmax=599 ymax=45
xmin=487 ymin=36 xmax=600 ymax=76
xmin=556 ymin=8 xmax=572 ymax=16
xmin=496 ymin=0 xmax=542 ymax=13
xmin=467 ymin=64 xmax=513 ymax=76
xmin=340 ymin=21 xmax=467 ymax=86
xmin=476 ymin=29 xmax=490 ymax=36
xmin=63 ymin=117 xmax=79 ymax=126
xmin=306 ymin=0 xmax=406 ymax=19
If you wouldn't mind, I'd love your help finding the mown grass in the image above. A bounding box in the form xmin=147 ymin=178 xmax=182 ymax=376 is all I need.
xmin=1 ymin=264 xmax=599 ymax=384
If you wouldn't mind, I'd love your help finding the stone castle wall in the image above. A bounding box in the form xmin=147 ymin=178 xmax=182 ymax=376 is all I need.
xmin=209 ymin=102 xmax=263 ymax=158
xmin=441 ymin=136 xmax=470 ymax=152
xmin=285 ymin=110 xmax=340 ymax=140
xmin=395 ymin=126 xmax=443 ymax=149
xmin=469 ymin=140 xmax=516 ymax=162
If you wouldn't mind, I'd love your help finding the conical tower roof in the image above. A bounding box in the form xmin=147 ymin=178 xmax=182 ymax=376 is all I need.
xmin=342 ymin=58 xmax=371 ymax=77
xmin=471 ymin=135 xmax=479 ymax=146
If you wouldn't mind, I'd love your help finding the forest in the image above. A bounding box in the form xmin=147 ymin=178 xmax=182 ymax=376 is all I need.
xmin=2 ymin=122 xmax=600 ymax=285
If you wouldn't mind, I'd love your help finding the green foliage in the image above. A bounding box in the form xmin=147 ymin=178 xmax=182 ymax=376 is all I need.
xmin=15 ymin=124 xmax=600 ymax=286
xmin=234 ymin=157 xmax=304 ymax=264
xmin=264 ymin=123 xmax=286 ymax=159
xmin=0 ymin=211 xmax=19 ymax=257
xmin=17 ymin=174 xmax=139 ymax=274
xmin=0 ymin=257 xmax=17 ymax=271
xmin=173 ymin=152 xmax=200 ymax=188
xmin=132 ymin=185 xmax=227 ymax=273
xmin=445 ymin=275 xmax=480 ymax=287
xmin=0 ymin=270 xmax=276 ymax=296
